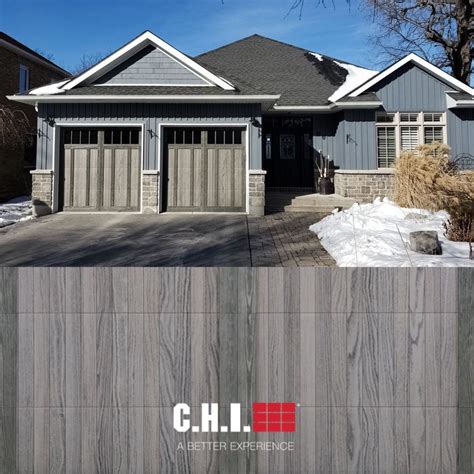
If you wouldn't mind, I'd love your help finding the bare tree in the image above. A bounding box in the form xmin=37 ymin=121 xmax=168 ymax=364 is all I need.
xmin=365 ymin=0 xmax=473 ymax=84
xmin=72 ymin=53 xmax=107 ymax=75
xmin=34 ymin=48 xmax=56 ymax=62
xmin=288 ymin=0 xmax=473 ymax=84
xmin=0 ymin=106 xmax=31 ymax=149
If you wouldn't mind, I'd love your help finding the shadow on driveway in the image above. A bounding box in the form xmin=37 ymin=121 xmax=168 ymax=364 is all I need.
xmin=0 ymin=213 xmax=252 ymax=266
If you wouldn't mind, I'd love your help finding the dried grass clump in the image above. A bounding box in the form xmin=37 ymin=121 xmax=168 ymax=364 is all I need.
xmin=394 ymin=143 xmax=474 ymax=250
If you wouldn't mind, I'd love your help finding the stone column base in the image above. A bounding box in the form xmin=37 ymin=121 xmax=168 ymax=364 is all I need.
xmin=334 ymin=170 xmax=395 ymax=202
xmin=142 ymin=171 xmax=160 ymax=213
xmin=31 ymin=170 xmax=53 ymax=217
xmin=248 ymin=170 xmax=266 ymax=216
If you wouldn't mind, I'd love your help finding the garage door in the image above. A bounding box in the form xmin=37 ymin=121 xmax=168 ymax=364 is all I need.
xmin=163 ymin=127 xmax=246 ymax=212
xmin=61 ymin=128 xmax=141 ymax=211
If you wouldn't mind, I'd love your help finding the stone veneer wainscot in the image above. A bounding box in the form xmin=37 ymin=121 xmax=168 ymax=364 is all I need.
xmin=142 ymin=171 xmax=160 ymax=213
xmin=30 ymin=169 xmax=53 ymax=216
xmin=334 ymin=169 xmax=395 ymax=202
xmin=248 ymin=170 xmax=266 ymax=217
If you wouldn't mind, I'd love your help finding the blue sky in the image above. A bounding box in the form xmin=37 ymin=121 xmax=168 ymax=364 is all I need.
xmin=1 ymin=0 xmax=377 ymax=73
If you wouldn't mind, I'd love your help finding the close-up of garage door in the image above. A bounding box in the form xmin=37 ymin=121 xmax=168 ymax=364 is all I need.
xmin=163 ymin=127 xmax=246 ymax=212
xmin=60 ymin=127 xmax=141 ymax=211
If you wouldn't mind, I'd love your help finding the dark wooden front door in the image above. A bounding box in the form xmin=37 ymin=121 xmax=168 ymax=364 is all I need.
xmin=263 ymin=117 xmax=314 ymax=189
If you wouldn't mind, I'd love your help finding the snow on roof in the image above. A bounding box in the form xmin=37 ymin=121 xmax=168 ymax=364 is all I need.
xmin=328 ymin=61 xmax=378 ymax=103
xmin=309 ymin=52 xmax=324 ymax=62
xmin=29 ymin=79 xmax=70 ymax=96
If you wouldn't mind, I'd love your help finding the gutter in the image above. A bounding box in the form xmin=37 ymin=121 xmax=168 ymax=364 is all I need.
xmin=7 ymin=94 xmax=281 ymax=106
xmin=272 ymin=101 xmax=382 ymax=112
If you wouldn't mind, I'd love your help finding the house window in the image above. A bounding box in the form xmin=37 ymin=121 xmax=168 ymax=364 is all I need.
xmin=376 ymin=112 xmax=446 ymax=167
xmin=19 ymin=65 xmax=29 ymax=93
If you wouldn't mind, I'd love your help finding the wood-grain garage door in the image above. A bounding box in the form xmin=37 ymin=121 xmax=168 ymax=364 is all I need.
xmin=163 ymin=127 xmax=246 ymax=212
xmin=61 ymin=128 xmax=141 ymax=211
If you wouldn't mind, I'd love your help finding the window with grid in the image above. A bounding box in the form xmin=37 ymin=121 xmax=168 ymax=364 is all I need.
xmin=376 ymin=112 xmax=446 ymax=167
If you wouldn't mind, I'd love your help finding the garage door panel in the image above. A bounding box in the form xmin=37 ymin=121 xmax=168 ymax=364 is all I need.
xmin=130 ymin=148 xmax=140 ymax=209
xmin=113 ymin=148 xmax=130 ymax=208
xmin=176 ymin=148 xmax=193 ymax=208
xmin=234 ymin=148 xmax=244 ymax=208
xmin=62 ymin=128 xmax=141 ymax=212
xmin=89 ymin=149 xmax=100 ymax=208
xmin=206 ymin=149 xmax=218 ymax=208
xmin=217 ymin=148 xmax=233 ymax=208
xmin=165 ymin=127 xmax=246 ymax=212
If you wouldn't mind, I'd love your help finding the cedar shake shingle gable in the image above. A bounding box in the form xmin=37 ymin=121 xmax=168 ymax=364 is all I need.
xmin=194 ymin=34 xmax=371 ymax=106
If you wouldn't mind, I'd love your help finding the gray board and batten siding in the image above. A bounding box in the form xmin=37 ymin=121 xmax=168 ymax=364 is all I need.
xmin=93 ymin=45 xmax=209 ymax=86
xmin=313 ymin=63 xmax=474 ymax=169
xmin=36 ymin=103 xmax=262 ymax=170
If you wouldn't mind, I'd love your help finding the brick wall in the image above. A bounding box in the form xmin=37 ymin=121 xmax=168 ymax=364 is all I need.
xmin=249 ymin=170 xmax=266 ymax=216
xmin=142 ymin=172 xmax=160 ymax=213
xmin=31 ymin=170 xmax=53 ymax=216
xmin=0 ymin=45 xmax=67 ymax=202
xmin=335 ymin=171 xmax=395 ymax=202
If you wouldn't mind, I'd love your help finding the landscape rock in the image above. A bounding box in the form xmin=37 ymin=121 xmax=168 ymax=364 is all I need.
xmin=409 ymin=231 xmax=442 ymax=255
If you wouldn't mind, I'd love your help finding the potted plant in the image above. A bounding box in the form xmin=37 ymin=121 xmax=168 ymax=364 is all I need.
xmin=316 ymin=151 xmax=334 ymax=195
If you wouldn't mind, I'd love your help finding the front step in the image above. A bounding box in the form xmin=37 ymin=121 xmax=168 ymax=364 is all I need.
xmin=267 ymin=192 xmax=356 ymax=213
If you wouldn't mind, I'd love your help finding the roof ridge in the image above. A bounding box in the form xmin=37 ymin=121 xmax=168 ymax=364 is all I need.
xmin=195 ymin=34 xmax=262 ymax=58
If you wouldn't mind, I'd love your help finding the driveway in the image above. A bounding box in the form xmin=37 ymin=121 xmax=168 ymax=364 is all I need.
xmin=0 ymin=212 xmax=335 ymax=267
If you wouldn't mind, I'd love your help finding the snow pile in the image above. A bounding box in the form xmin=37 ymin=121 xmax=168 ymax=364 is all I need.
xmin=0 ymin=196 xmax=32 ymax=228
xmin=29 ymin=79 xmax=69 ymax=95
xmin=310 ymin=198 xmax=474 ymax=267
xmin=328 ymin=61 xmax=378 ymax=103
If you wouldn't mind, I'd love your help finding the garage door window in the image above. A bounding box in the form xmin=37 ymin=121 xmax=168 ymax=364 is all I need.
xmin=104 ymin=128 xmax=140 ymax=145
xmin=64 ymin=129 xmax=98 ymax=145
xmin=207 ymin=128 xmax=242 ymax=145
xmin=166 ymin=128 xmax=202 ymax=145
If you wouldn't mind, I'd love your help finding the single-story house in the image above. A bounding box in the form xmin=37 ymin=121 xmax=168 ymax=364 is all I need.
xmin=9 ymin=30 xmax=474 ymax=216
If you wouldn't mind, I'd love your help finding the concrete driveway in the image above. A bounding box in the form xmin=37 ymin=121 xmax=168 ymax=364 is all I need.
xmin=0 ymin=212 xmax=335 ymax=267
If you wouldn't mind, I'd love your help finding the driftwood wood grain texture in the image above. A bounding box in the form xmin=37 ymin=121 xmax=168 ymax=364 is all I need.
xmin=1 ymin=267 xmax=472 ymax=473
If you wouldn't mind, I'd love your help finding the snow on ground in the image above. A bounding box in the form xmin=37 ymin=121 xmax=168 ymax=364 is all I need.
xmin=310 ymin=198 xmax=474 ymax=267
xmin=0 ymin=196 xmax=32 ymax=228
xmin=328 ymin=62 xmax=378 ymax=103
xmin=29 ymin=79 xmax=69 ymax=95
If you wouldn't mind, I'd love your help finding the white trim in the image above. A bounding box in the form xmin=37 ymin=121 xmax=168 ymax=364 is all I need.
xmin=93 ymin=83 xmax=213 ymax=87
xmin=157 ymin=122 xmax=251 ymax=214
xmin=8 ymin=94 xmax=280 ymax=105
xmin=349 ymin=53 xmax=474 ymax=97
xmin=0 ymin=38 xmax=69 ymax=76
xmin=335 ymin=169 xmax=395 ymax=175
xmin=272 ymin=101 xmax=382 ymax=112
xmin=62 ymin=31 xmax=235 ymax=91
xmin=375 ymin=111 xmax=448 ymax=168
xmin=52 ymin=122 xmax=145 ymax=214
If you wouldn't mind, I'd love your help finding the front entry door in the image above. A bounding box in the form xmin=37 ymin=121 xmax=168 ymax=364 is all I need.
xmin=263 ymin=117 xmax=314 ymax=189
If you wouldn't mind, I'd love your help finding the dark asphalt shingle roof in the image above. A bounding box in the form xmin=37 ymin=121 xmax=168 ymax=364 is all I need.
xmin=61 ymin=86 xmax=245 ymax=96
xmin=195 ymin=34 xmax=376 ymax=106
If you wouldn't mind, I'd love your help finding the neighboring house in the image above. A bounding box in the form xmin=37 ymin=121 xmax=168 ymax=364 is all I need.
xmin=8 ymin=31 xmax=474 ymax=217
xmin=0 ymin=32 xmax=70 ymax=202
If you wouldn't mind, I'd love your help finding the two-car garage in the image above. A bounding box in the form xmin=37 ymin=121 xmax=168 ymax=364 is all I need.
xmin=59 ymin=126 xmax=247 ymax=213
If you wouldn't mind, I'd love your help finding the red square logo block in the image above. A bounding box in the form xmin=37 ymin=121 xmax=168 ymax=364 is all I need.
xmin=282 ymin=423 xmax=296 ymax=432
xmin=252 ymin=402 xmax=297 ymax=432
xmin=253 ymin=422 xmax=267 ymax=432
xmin=253 ymin=403 xmax=267 ymax=413
xmin=282 ymin=413 xmax=296 ymax=423
xmin=253 ymin=412 xmax=267 ymax=423
xmin=267 ymin=423 xmax=281 ymax=432
xmin=268 ymin=413 xmax=281 ymax=423
xmin=268 ymin=403 xmax=281 ymax=412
